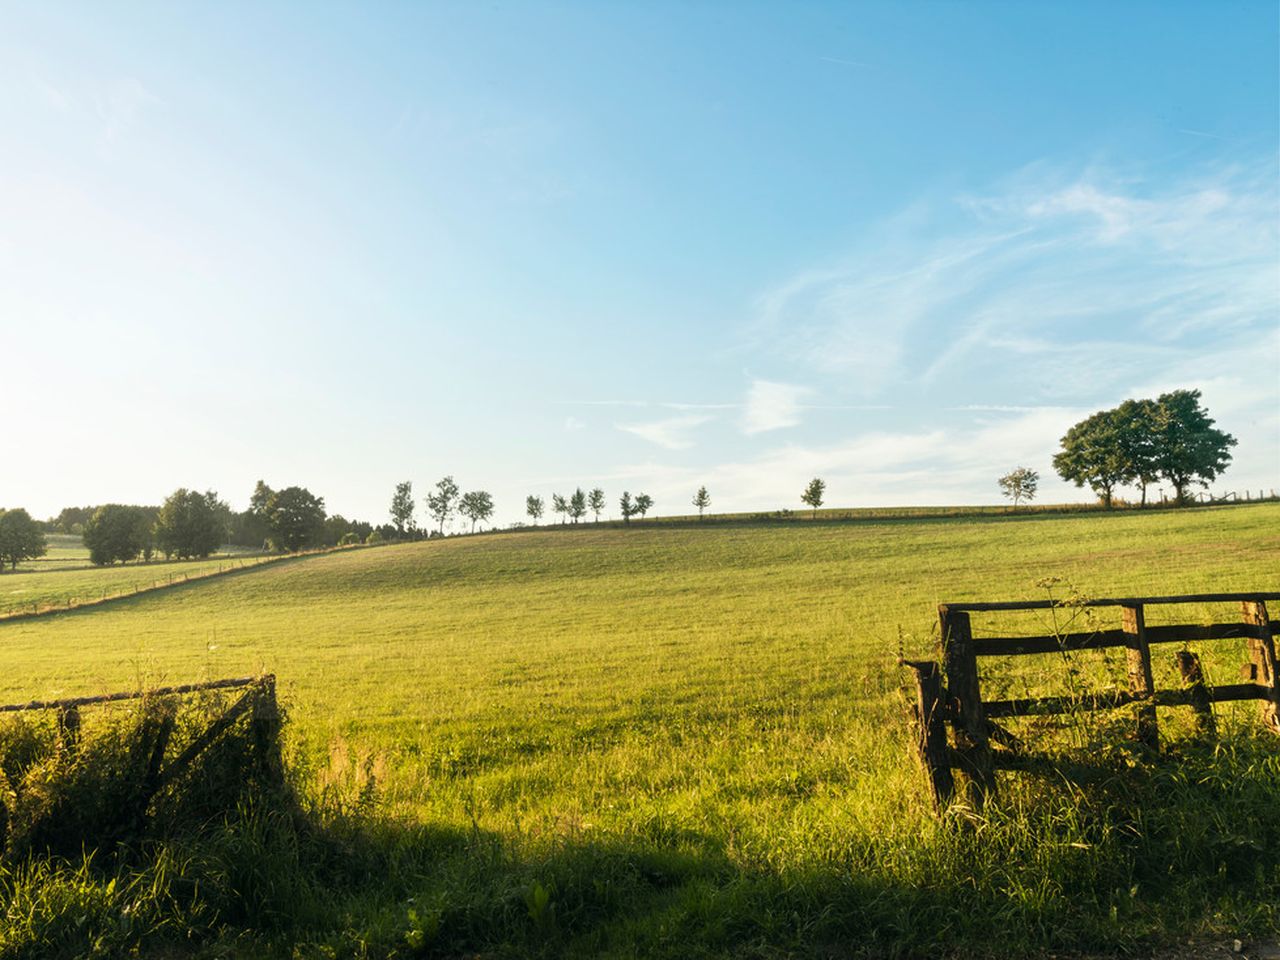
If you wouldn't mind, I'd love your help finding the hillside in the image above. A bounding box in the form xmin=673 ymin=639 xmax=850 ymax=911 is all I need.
xmin=2 ymin=503 xmax=1278 ymax=957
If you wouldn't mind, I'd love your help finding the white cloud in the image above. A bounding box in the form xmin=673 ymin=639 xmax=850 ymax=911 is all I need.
xmin=741 ymin=379 xmax=812 ymax=434
xmin=616 ymin=414 xmax=714 ymax=450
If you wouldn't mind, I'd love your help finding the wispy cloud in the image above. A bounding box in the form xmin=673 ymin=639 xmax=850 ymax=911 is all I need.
xmin=749 ymin=160 xmax=1278 ymax=414
xmin=616 ymin=413 xmax=714 ymax=450
xmin=741 ymin=380 xmax=812 ymax=435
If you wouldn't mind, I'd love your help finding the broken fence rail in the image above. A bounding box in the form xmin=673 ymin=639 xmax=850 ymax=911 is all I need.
xmin=0 ymin=675 xmax=285 ymax=813
xmin=903 ymin=592 xmax=1280 ymax=809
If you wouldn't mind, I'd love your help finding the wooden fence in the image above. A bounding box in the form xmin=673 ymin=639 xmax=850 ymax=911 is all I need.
xmin=902 ymin=593 xmax=1280 ymax=808
xmin=0 ymin=675 xmax=284 ymax=813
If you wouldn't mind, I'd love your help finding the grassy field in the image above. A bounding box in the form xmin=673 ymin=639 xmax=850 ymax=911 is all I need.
xmin=1 ymin=504 xmax=1278 ymax=957
xmin=0 ymin=553 xmax=281 ymax=617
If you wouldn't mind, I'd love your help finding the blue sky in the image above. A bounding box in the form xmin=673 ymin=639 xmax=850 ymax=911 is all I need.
xmin=3 ymin=2 xmax=1278 ymax=527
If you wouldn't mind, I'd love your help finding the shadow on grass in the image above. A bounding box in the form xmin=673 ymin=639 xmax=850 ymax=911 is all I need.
xmin=4 ymin=732 xmax=1277 ymax=959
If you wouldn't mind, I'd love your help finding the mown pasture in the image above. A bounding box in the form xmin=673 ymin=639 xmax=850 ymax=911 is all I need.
xmin=0 ymin=552 xmax=279 ymax=617
xmin=1 ymin=503 xmax=1277 ymax=958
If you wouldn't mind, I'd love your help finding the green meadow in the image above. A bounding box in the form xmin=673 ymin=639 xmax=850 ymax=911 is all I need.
xmin=2 ymin=504 xmax=1278 ymax=958
xmin=0 ymin=553 xmax=278 ymax=617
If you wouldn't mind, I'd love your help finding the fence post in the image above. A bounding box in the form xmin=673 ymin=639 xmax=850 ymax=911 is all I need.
xmin=1121 ymin=604 xmax=1159 ymax=749
xmin=1241 ymin=600 xmax=1280 ymax=734
xmin=1175 ymin=651 xmax=1215 ymax=738
xmin=252 ymin=675 xmax=286 ymax=788
xmin=57 ymin=704 xmax=80 ymax=751
xmin=940 ymin=605 xmax=995 ymax=804
xmin=906 ymin=660 xmax=954 ymax=808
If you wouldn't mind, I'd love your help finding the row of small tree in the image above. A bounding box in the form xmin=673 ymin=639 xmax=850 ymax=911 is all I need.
xmin=397 ymin=477 xmax=831 ymax=532
xmin=390 ymin=478 xmax=495 ymax=536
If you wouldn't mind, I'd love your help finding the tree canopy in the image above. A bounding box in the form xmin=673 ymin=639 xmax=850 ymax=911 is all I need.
xmin=390 ymin=481 xmax=415 ymax=537
xmin=1053 ymin=390 xmax=1235 ymax=506
xmin=0 ymin=508 xmax=47 ymax=570
xmin=998 ymin=467 xmax=1039 ymax=507
xmin=83 ymin=504 xmax=154 ymax=565
xmin=526 ymin=495 xmax=544 ymax=525
xmin=692 ymin=486 xmax=710 ymax=519
xmin=426 ymin=476 xmax=459 ymax=534
xmin=259 ymin=486 xmax=326 ymax=552
xmin=154 ymin=488 xmax=227 ymax=559
xmin=459 ymin=490 xmax=494 ymax=533
xmin=801 ymin=478 xmax=825 ymax=516
xmin=1151 ymin=389 xmax=1236 ymax=503
xmin=588 ymin=488 xmax=606 ymax=522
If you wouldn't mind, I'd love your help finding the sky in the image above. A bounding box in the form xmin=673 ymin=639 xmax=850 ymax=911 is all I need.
xmin=3 ymin=1 xmax=1278 ymax=528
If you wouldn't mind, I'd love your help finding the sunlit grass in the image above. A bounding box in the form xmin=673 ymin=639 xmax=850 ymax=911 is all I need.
xmin=0 ymin=503 xmax=1276 ymax=957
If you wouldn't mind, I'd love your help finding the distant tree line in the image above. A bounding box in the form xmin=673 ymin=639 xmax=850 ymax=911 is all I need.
xmin=34 ymin=481 xmax=383 ymax=567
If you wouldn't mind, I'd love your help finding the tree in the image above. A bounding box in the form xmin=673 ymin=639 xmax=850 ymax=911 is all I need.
xmin=154 ymin=488 xmax=226 ymax=559
xmin=692 ymin=485 xmax=710 ymax=520
xmin=425 ymin=476 xmax=459 ymax=534
xmin=1151 ymin=389 xmax=1236 ymax=504
xmin=1114 ymin=398 xmax=1160 ymax=506
xmin=263 ymin=486 xmax=326 ymax=551
xmin=526 ymin=495 xmax=544 ymax=525
xmin=0 ymin=508 xmax=47 ymax=570
xmin=459 ymin=490 xmax=494 ymax=533
xmin=620 ymin=491 xmax=635 ymax=525
xmin=588 ymin=488 xmax=606 ymax=522
xmin=552 ymin=493 xmax=569 ymax=525
xmin=250 ymin=480 xmax=274 ymax=516
xmin=801 ymin=478 xmax=825 ymax=517
xmin=1052 ymin=409 xmax=1133 ymax=509
xmin=390 ymin=481 xmax=415 ymax=537
xmin=998 ymin=467 xmax=1039 ymax=508
xmin=51 ymin=506 xmax=94 ymax=535
xmin=569 ymin=488 xmax=587 ymax=524
xmin=634 ymin=493 xmax=653 ymax=518
xmin=83 ymin=504 xmax=152 ymax=565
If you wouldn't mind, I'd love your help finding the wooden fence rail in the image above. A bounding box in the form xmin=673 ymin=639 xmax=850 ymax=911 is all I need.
xmin=903 ymin=592 xmax=1280 ymax=809
xmin=0 ymin=675 xmax=284 ymax=814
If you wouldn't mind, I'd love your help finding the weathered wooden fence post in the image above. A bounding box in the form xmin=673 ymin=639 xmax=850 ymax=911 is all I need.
xmin=57 ymin=704 xmax=80 ymax=751
xmin=940 ymin=605 xmax=996 ymax=804
xmin=905 ymin=660 xmax=954 ymax=808
xmin=1241 ymin=600 xmax=1280 ymax=734
xmin=252 ymin=675 xmax=286 ymax=788
xmin=1121 ymin=604 xmax=1159 ymax=749
xmin=1175 ymin=651 xmax=1215 ymax=737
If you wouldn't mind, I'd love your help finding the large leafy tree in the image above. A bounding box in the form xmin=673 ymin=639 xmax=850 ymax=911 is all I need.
xmin=426 ymin=476 xmax=459 ymax=534
xmin=0 ymin=508 xmax=47 ymax=570
xmin=83 ymin=504 xmax=153 ymax=565
xmin=801 ymin=477 xmax=825 ymax=516
xmin=459 ymin=490 xmax=494 ymax=533
xmin=389 ymin=481 xmax=415 ymax=537
xmin=633 ymin=493 xmax=653 ymax=518
xmin=1151 ymin=389 xmax=1236 ymax=504
xmin=997 ymin=467 xmax=1039 ymax=508
xmin=1052 ymin=409 xmax=1133 ymax=508
xmin=1114 ymin=398 xmax=1160 ymax=506
xmin=263 ymin=486 xmax=326 ymax=551
xmin=619 ymin=491 xmax=635 ymax=525
xmin=154 ymin=489 xmax=227 ymax=559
